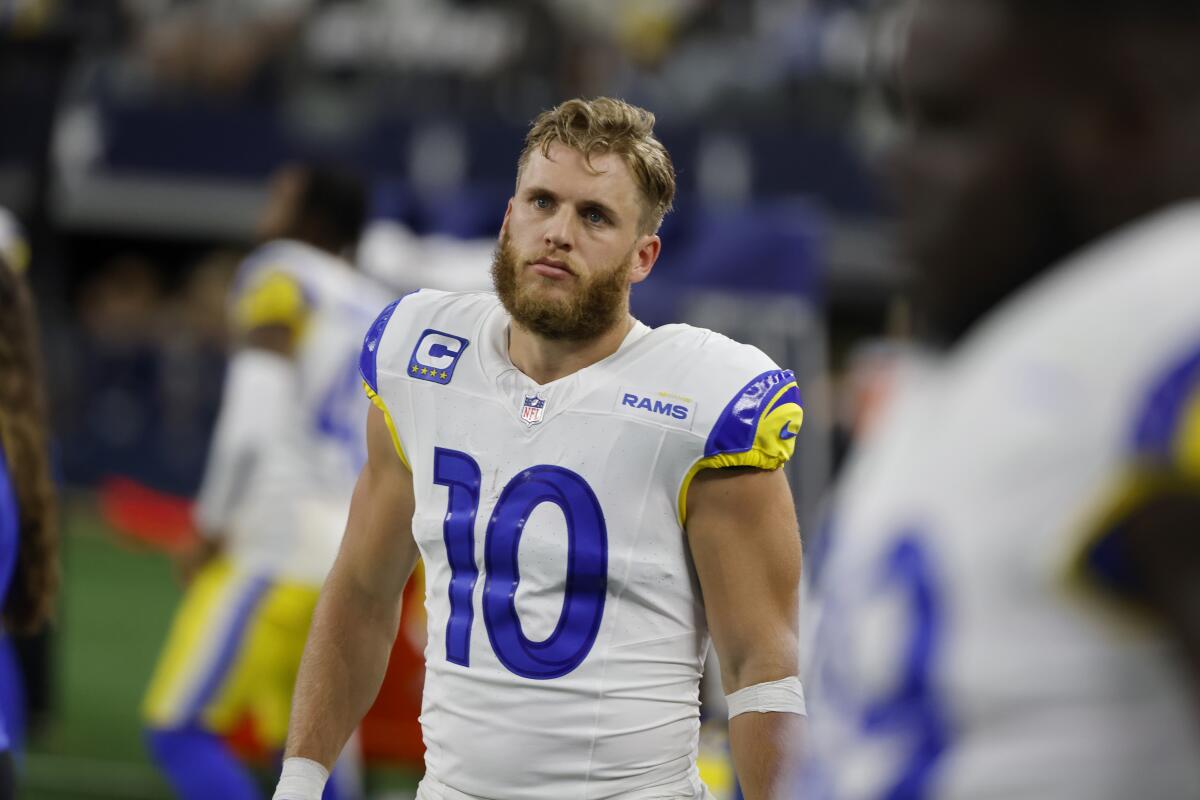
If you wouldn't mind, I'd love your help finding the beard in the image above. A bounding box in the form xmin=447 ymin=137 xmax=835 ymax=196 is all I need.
xmin=491 ymin=232 xmax=632 ymax=341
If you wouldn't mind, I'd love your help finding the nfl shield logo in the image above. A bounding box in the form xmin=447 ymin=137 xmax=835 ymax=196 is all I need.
xmin=521 ymin=394 xmax=546 ymax=427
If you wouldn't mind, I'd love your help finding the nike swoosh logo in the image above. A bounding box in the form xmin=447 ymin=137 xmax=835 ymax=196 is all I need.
xmin=780 ymin=422 xmax=798 ymax=441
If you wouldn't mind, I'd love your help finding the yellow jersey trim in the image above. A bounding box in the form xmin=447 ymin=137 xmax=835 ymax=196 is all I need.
xmin=1177 ymin=391 xmax=1200 ymax=474
xmin=364 ymin=382 xmax=411 ymax=471
xmin=234 ymin=270 xmax=310 ymax=337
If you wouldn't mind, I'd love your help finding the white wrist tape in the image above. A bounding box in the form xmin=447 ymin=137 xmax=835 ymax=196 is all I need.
xmin=273 ymin=757 xmax=329 ymax=800
xmin=726 ymin=676 xmax=807 ymax=719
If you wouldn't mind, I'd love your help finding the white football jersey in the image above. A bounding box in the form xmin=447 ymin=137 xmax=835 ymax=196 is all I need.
xmin=360 ymin=289 xmax=803 ymax=800
xmin=804 ymin=203 xmax=1200 ymax=799
xmin=210 ymin=239 xmax=390 ymax=583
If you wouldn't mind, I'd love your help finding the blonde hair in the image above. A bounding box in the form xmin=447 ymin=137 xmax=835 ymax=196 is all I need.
xmin=518 ymin=97 xmax=676 ymax=234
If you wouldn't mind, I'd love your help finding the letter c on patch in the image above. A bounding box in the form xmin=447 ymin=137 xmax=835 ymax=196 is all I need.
xmin=417 ymin=333 xmax=464 ymax=370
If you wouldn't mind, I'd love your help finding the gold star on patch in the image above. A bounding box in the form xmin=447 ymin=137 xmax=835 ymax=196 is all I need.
xmin=440 ymin=371 xmax=449 ymax=380
xmin=410 ymin=365 xmax=419 ymax=374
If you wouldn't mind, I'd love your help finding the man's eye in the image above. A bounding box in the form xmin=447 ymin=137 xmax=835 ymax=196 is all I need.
xmin=585 ymin=209 xmax=608 ymax=225
xmin=533 ymin=197 xmax=552 ymax=209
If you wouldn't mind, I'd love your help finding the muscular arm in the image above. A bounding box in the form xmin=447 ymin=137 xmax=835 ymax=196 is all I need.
xmin=284 ymin=403 xmax=420 ymax=768
xmin=686 ymin=466 xmax=804 ymax=800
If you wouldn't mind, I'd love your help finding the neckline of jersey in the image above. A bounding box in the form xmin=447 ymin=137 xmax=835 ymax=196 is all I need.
xmin=476 ymin=300 xmax=653 ymax=392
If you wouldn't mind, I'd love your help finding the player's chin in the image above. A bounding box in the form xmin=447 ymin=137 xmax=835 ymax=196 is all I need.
xmin=521 ymin=276 xmax=579 ymax=302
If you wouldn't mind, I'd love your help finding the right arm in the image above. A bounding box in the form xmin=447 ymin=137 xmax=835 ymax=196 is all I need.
xmin=283 ymin=402 xmax=420 ymax=768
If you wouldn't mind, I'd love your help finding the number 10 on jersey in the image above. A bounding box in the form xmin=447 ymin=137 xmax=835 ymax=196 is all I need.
xmin=432 ymin=448 xmax=609 ymax=680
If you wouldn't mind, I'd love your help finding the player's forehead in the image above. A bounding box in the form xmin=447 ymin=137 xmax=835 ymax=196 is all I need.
xmin=518 ymin=142 xmax=641 ymax=212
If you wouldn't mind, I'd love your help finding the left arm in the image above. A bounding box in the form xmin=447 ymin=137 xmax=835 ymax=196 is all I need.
xmin=686 ymin=466 xmax=804 ymax=800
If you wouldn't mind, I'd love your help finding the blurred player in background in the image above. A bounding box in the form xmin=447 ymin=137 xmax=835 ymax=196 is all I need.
xmin=142 ymin=165 xmax=385 ymax=800
xmin=804 ymin=0 xmax=1200 ymax=797
xmin=274 ymin=97 xmax=807 ymax=800
xmin=0 ymin=244 xmax=59 ymax=798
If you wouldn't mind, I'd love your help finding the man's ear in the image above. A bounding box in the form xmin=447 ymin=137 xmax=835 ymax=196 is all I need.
xmin=630 ymin=234 xmax=661 ymax=285
xmin=499 ymin=198 xmax=514 ymax=239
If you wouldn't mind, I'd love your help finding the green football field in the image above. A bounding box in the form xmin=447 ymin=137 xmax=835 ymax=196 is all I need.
xmin=18 ymin=498 xmax=420 ymax=800
xmin=21 ymin=498 xmax=179 ymax=799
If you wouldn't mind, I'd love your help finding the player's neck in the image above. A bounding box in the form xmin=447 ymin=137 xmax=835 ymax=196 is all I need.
xmin=508 ymin=314 xmax=635 ymax=385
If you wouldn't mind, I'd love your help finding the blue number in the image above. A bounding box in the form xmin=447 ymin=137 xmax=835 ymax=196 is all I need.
xmin=483 ymin=466 xmax=607 ymax=679
xmin=433 ymin=451 xmax=608 ymax=679
xmin=805 ymin=529 xmax=948 ymax=800
xmin=863 ymin=533 xmax=948 ymax=798
xmin=433 ymin=448 xmax=483 ymax=667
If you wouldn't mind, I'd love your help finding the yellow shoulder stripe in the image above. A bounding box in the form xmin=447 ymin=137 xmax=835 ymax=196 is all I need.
xmin=364 ymin=382 xmax=411 ymax=470
xmin=234 ymin=270 xmax=310 ymax=335
xmin=1176 ymin=391 xmax=1200 ymax=474
xmin=677 ymin=449 xmax=789 ymax=527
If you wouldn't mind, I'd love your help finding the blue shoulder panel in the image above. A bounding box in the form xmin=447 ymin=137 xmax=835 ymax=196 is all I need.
xmin=0 ymin=447 xmax=19 ymax=606
xmin=1131 ymin=339 xmax=1200 ymax=460
xmin=705 ymin=369 xmax=800 ymax=458
xmin=359 ymin=294 xmax=411 ymax=394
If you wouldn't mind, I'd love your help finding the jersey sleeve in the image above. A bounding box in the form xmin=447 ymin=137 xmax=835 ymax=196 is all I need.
xmin=1070 ymin=341 xmax=1200 ymax=605
xmin=358 ymin=294 xmax=412 ymax=469
xmin=678 ymin=360 xmax=804 ymax=524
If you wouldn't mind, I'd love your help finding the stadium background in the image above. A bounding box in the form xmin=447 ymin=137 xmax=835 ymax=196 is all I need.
xmin=0 ymin=0 xmax=903 ymax=797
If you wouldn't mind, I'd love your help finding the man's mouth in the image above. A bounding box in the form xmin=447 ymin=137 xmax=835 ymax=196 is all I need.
xmin=529 ymin=258 xmax=574 ymax=279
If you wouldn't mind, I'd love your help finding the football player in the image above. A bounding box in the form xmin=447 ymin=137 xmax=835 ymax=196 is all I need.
xmin=803 ymin=1 xmax=1200 ymax=797
xmin=143 ymin=165 xmax=385 ymax=800
xmin=274 ymin=98 xmax=808 ymax=800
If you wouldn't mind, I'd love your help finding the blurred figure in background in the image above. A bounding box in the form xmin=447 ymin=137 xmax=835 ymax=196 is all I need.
xmin=0 ymin=250 xmax=59 ymax=798
xmin=141 ymin=164 xmax=384 ymax=800
xmin=804 ymin=0 xmax=1200 ymax=797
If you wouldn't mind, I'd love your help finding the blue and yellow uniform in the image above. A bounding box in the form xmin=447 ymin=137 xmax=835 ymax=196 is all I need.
xmin=803 ymin=203 xmax=1200 ymax=799
xmin=142 ymin=241 xmax=388 ymax=800
xmin=359 ymin=289 xmax=801 ymax=800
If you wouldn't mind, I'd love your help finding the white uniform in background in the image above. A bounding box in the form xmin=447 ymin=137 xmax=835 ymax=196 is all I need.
xmin=145 ymin=240 xmax=389 ymax=783
xmin=358 ymin=219 xmax=496 ymax=295
xmin=361 ymin=289 xmax=803 ymax=800
xmin=804 ymin=203 xmax=1200 ymax=799
xmin=196 ymin=239 xmax=391 ymax=583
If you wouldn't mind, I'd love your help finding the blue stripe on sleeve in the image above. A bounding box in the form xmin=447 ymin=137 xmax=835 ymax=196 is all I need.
xmin=359 ymin=296 xmax=406 ymax=395
xmin=1131 ymin=341 xmax=1200 ymax=460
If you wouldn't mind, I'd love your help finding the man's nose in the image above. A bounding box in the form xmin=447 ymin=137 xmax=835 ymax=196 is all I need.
xmin=544 ymin=207 xmax=574 ymax=251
